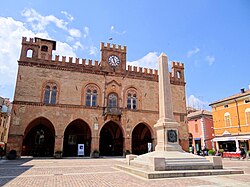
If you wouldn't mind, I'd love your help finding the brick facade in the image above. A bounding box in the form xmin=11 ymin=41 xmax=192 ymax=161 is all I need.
xmin=8 ymin=37 xmax=188 ymax=157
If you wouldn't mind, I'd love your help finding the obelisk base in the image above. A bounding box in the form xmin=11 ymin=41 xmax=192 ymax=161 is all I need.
xmin=154 ymin=119 xmax=183 ymax=152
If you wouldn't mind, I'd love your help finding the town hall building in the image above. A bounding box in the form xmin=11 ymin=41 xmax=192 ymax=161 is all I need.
xmin=7 ymin=37 xmax=188 ymax=157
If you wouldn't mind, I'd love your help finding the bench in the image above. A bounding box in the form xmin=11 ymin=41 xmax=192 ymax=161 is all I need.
xmin=223 ymin=152 xmax=241 ymax=159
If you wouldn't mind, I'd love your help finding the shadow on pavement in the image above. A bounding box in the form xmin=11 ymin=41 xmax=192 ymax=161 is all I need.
xmin=0 ymin=158 xmax=33 ymax=186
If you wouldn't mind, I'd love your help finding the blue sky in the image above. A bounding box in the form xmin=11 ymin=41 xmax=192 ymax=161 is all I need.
xmin=0 ymin=0 xmax=249 ymax=110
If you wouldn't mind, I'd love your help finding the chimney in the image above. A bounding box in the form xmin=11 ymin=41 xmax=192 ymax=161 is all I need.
xmin=240 ymin=88 xmax=245 ymax=93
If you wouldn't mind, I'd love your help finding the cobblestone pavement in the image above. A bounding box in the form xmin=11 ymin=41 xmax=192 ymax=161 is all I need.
xmin=0 ymin=157 xmax=249 ymax=187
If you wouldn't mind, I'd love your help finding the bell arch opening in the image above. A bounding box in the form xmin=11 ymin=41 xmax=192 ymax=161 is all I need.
xmin=22 ymin=117 xmax=55 ymax=157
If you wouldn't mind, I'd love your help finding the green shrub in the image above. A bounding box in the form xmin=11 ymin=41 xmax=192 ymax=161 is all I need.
xmin=219 ymin=149 xmax=224 ymax=153
xmin=208 ymin=150 xmax=216 ymax=155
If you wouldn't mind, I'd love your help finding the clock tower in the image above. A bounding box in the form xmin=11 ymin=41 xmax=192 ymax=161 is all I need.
xmin=100 ymin=42 xmax=126 ymax=73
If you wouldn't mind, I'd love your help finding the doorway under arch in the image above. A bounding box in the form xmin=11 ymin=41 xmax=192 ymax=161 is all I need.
xmin=63 ymin=119 xmax=91 ymax=157
xmin=99 ymin=121 xmax=123 ymax=156
xmin=132 ymin=123 xmax=153 ymax=155
xmin=22 ymin=117 xmax=55 ymax=157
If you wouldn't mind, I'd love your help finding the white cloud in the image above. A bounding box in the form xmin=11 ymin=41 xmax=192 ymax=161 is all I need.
xmin=0 ymin=17 xmax=35 ymax=87
xmin=53 ymin=41 xmax=77 ymax=59
xmin=187 ymin=95 xmax=210 ymax=110
xmin=21 ymin=8 xmax=68 ymax=31
xmin=0 ymin=16 xmax=77 ymax=99
xmin=73 ymin=41 xmax=85 ymax=51
xmin=110 ymin=25 xmax=126 ymax=35
xmin=187 ymin=47 xmax=200 ymax=58
xmin=21 ymin=8 xmax=81 ymax=39
xmin=69 ymin=28 xmax=81 ymax=37
xmin=89 ymin=46 xmax=98 ymax=56
xmin=61 ymin=11 xmax=74 ymax=21
xmin=205 ymin=55 xmax=215 ymax=66
xmin=127 ymin=52 xmax=158 ymax=70
xmin=83 ymin=26 xmax=89 ymax=38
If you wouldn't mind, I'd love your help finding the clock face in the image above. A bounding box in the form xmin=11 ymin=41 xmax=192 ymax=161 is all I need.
xmin=108 ymin=55 xmax=120 ymax=67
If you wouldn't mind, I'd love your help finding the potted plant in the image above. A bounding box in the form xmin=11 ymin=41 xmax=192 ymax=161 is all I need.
xmin=92 ymin=150 xmax=100 ymax=158
xmin=248 ymin=150 xmax=250 ymax=157
xmin=208 ymin=150 xmax=216 ymax=156
xmin=54 ymin=150 xmax=63 ymax=159
xmin=7 ymin=150 xmax=17 ymax=160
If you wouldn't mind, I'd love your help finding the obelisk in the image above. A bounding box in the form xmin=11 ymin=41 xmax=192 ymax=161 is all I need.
xmin=154 ymin=53 xmax=182 ymax=151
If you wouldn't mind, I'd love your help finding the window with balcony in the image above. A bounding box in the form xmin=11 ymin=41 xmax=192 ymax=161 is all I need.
xmin=108 ymin=93 xmax=118 ymax=107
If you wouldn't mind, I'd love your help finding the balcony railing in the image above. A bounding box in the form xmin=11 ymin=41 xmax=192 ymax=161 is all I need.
xmin=103 ymin=107 xmax=122 ymax=116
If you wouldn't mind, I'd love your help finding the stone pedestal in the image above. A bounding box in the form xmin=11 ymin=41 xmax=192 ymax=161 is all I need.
xmin=154 ymin=120 xmax=182 ymax=152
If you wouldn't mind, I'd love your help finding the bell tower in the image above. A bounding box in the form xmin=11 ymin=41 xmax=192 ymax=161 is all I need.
xmin=100 ymin=42 xmax=127 ymax=73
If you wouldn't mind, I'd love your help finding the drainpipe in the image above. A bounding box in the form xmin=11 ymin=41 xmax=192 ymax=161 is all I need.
xmin=234 ymin=99 xmax=241 ymax=132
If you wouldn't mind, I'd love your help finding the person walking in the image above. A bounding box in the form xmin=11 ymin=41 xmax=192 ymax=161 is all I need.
xmin=240 ymin=147 xmax=246 ymax=159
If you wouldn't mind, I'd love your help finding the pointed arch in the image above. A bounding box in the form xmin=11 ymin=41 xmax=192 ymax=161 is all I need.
xmin=22 ymin=117 xmax=55 ymax=157
xmin=63 ymin=119 xmax=92 ymax=157
xmin=131 ymin=122 xmax=153 ymax=155
xmin=99 ymin=121 xmax=124 ymax=156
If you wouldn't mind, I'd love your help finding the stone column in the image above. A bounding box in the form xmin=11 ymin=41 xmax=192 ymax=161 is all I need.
xmin=54 ymin=135 xmax=63 ymax=152
xmin=154 ymin=53 xmax=182 ymax=152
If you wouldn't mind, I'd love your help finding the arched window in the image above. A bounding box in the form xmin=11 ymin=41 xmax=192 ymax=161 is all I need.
xmin=177 ymin=71 xmax=181 ymax=79
xmin=43 ymin=83 xmax=57 ymax=105
xmin=51 ymin=86 xmax=57 ymax=104
xmin=126 ymin=89 xmax=137 ymax=110
xmin=27 ymin=49 xmax=33 ymax=58
xmin=245 ymin=108 xmax=250 ymax=125
xmin=85 ymin=86 xmax=98 ymax=107
xmin=224 ymin=112 xmax=231 ymax=127
xmin=108 ymin=93 xmax=117 ymax=107
xmin=41 ymin=45 xmax=48 ymax=52
xmin=44 ymin=86 xmax=50 ymax=104
xmin=127 ymin=93 xmax=137 ymax=110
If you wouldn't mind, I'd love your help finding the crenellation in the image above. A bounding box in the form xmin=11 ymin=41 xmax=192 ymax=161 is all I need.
xmin=62 ymin=56 xmax=66 ymax=63
xmin=133 ymin=66 xmax=138 ymax=72
xmin=172 ymin=61 xmax=184 ymax=69
xmin=55 ymin=55 xmax=59 ymax=62
xmin=69 ymin=57 xmax=73 ymax=63
xmin=94 ymin=60 xmax=99 ymax=66
xmin=82 ymin=59 xmax=86 ymax=65
xmin=22 ymin=37 xmax=27 ymax=42
xmin=144 ymin=68 xmax=148 ymax=74
xmin=88 ymin=59 xmax=92 ymax=66
xmin=100 ymin=42 xmax=126 ymax=53
xmin=154 ymin=70 xmax=158 ymax=75
xmin=149 ymin=69 xmax=153 ymax=75
xmin=139 ymin=67 xmax=142 ymax=73
xmin=75 ymin=58 xmax=79 ymax=64
xmin=128 ymin=65 xmax=132 ymax=71
xmin=22 ymin=37 xmax=36 ymax=44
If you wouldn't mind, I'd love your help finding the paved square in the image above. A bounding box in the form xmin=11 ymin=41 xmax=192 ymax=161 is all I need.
xmin=0 ymin=158 xmax=249 ymax=187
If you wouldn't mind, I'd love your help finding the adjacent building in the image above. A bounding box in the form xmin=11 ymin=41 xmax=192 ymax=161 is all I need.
xmin=0 ymin=97 xmax=11 ymax=150
xmin=187 ymin=109 xmax=215 ymax=153
xmin=7 ymin=37 xmax=189 ymax=157
xmin=209 ymin=88 xmax=250 ymax=153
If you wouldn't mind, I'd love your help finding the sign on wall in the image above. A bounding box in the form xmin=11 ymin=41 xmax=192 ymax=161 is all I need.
xmin=78 ymin=144 xmax=84 ymax=156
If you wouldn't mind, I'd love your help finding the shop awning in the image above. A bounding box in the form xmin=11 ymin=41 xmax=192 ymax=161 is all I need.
xmin=212 ymin=135 xmax=250 ymax=142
